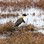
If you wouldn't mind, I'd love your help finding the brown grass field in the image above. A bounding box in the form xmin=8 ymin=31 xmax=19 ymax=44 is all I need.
xmin=0 ymin=22 xmax=44 ymax=44
xmin=0 ymin=0 xmax=44 ymax=44
xmin=0 ymin=0 xmax=44 ymax=9
xmin=0 ymin=14 xmax=19 ymax=18
xmin=0 ymin=31 xmax=44 ymax=44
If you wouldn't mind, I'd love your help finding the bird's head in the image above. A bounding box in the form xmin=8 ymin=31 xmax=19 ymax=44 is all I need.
xmin=22 ymin=14 xmax=27 ymax=18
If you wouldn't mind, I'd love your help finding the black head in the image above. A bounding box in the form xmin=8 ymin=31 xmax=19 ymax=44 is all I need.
xmin=22 ymin=14 xmax=27 ymax=16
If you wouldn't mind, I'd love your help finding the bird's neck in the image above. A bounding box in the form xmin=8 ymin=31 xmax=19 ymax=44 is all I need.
xmin=22 ymin=16 xmax=25 ymax=18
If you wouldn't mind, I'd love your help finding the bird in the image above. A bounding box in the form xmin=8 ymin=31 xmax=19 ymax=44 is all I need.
xmin=14 ymin=14 xmax=27 ymax=27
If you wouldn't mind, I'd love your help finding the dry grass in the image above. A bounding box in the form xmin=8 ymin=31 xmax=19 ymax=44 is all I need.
xmin=0 ymin=21 xmax=15 ymax=34
xmin=0 ymin=22 xmax=35 ymax=34
xmin=0 ymin=0 xmax=44 ymax=44
xmin=0 ymin=14 xmax=19 ymax=18
xmin=0 ymin=0 xmax=44 ymax=9
xmin=0 ymin=31 xmax=44 ymax=44
xmin=0 ymin=22 xmax=44 ymax=44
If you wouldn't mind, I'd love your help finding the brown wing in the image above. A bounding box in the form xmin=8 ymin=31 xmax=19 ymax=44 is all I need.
xmin=14 ymin=18 xmax=23 ymax=27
